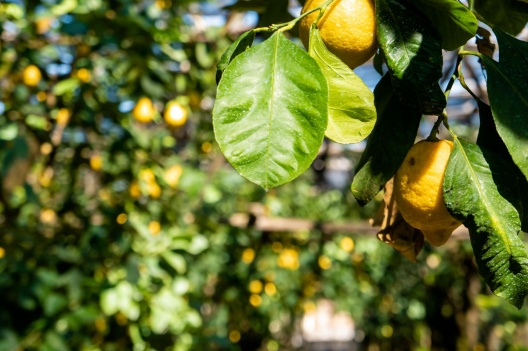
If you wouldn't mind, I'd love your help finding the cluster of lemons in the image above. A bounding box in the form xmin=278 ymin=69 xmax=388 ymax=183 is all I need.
xmin=22 ymin=65 xmax=188 ymax=129
xmin=23 ymin=64 xmax=91 ymax=88
xmin=297 ymin=0 xmax=461 ymax=246
xmin=132 ymin=97 xmax=188 ymax=128
xmin=127 ymin=165 xmax=183 ymax=200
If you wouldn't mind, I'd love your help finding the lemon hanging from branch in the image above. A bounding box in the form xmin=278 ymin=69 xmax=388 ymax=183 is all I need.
xmin=394 ymin=139 xmax=462 ymax=246
xmin=299 ymin=0 xmax=378 ymax=70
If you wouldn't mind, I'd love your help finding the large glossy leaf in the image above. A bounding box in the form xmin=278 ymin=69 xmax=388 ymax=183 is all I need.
xmin=216 ymin=30 xmax=255 ymax=84
xmin=308 ymin=26 xmax=376 ymax=144
xmin=475 ymin=0 xmax=528 ymax=35
xmin=351 ymin=74 xmax=421 ymax=206
xmin=482 ymin=53 xmax=528 ymax=184
xmin=444 ymin=138 xmax=528 ymax=308
xmin=375 ymin=0 xmax=445 ymax=115
xmin=477 ymin=102 xmax=528 ymax=232
xmin=213 ymin=32 xmax=328 ymax=190
xmin=409 ymin=0 xmax=478 ymax=50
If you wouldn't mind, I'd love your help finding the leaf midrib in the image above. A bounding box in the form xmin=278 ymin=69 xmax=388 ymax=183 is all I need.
xmin=381 ymin=0 xmax=414 ymax=74
xmin=454 ymin=137 xmax=513 ymax=254
xmin=264 ymin=33 xmax=280 ymax=190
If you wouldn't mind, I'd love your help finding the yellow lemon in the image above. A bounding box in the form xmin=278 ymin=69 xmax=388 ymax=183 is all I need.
xmin=56 ymin=108 xmax=71 ymax=126
xmin=129 ymin=181 xmax=141 ymax=198
xmin=139 ymin=169 xmax=156 ymax=184
xmin=40 ymin=208 xmax=57 ymax=224
xmin=394 ymin=140 xmax=461 ymax=246
xmin=264 ymin=282 xmax=277 ymax=296
xmin=277 ymin=248 xmax=299 ymax=270
xmin=116 ymin=213 xmax=128 ymax=224
xmin=148 ymin=183 xmax=162 ymax=198
xmin=241 ymin=248 xmax=255 ymax=264
xmin=229 ymin=330 xmax=241 ymax=343
xmin=163 ymin=101 xmax=187 ymax=127
xmin=163 ymin=164 xmax=183 ymax=188
xmin=148 ymin=221 xmax=161 ymax=235
xmin=299 ymin=0 xmax=378 ymax=70
xmin=132 ymin=97 xmax=155 ymax=123
xmin=249 ymin=280 xmax=263 ymax=294
xmin=76 ymin=68 xmax=91 ymax=83
xmin=318 ymin=255 xmax=332 ymax=270
xmin=90 ymin=154 xmax=102 ymax=171
xmin=35 ymin=17 xmax=53 ymax=34
xmin=23 ymin=65 xmax=42 ymax=87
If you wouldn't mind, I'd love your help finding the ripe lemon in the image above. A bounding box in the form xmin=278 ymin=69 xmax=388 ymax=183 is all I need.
xmin=132 ymin=97 xmax=155 ymax=123
xmin=394 ymin=140 xmax=461 ymax=246
xmin=299 ymin=0 xmax=378 ymax=70
xmin=23 ymin=65 xmax=42 ymax=87
xmin=76 ymin=68 xmax=91 ymax=83
xmin=163 ymin=101 xmax=187 ymax=127
xmin=163 ymin=164 xmax=183 ymax=188
xmin=277 ymin=248 xmax=300 ymax=270
xmin=90 ymin=154 xmax=103 ymax=171
xmin=56 ymin=108 xmax=71 ymax=126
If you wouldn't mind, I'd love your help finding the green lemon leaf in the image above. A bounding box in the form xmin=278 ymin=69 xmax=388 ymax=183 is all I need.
xmin=308 ymin=25 xmax=376 ymax=144
xmin=351 ymin=74 xmax=421 ymax=206
xmin=213 ymin=32 xmax=328 ymax=190
xmin=475 ymin=0 xmax=528 ymax=35
xmin=375 ymin=0 xmax=445 ymax=115
xmin=409 ymin=0 xmax=478 ymax=50
xmin=444 ymin=138 xmax=528 ymax=308
xmin=477 ymin=101 xmax=528 ymax=232
xmin=493 ymin=27 xmax=528 ymax=79
xmin=481 ymin=51 xmax=528 ymax=184
xmin=216 ymin=30 xmax=255 ymax=84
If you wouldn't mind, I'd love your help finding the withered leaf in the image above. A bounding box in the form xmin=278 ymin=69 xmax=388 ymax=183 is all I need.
xmin=371 ymin=178 xmax=424 ymax=262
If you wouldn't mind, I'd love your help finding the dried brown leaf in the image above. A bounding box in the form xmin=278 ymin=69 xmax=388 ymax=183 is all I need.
xmin=476 ymin=27 xmax=496 ymax=58
xmin=371 ymin=178 xmax=424 ymax=261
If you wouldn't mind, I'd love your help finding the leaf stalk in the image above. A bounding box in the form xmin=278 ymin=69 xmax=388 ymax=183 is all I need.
xmin=253 ymin=0 xmax=336 ymax=33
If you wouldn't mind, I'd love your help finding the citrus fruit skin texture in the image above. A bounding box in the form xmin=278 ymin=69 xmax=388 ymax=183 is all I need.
xmin=394 ymin=140 xmax=461 ymax=247
xmin=299 ymin=0 xmax=378 ymax=70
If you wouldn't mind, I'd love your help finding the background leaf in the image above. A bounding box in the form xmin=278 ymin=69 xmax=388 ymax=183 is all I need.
xmin=444 ymin=138 xmax=528 ymax=308
xmin=482 ymin=46 xmax=528 ymax=184
xmin=213 ymin=32 xmax=328 ymax=190
xmin=308 ymin=26 xmax=376 ymax=144
xmin=351 ymin=74 xmax=421 ymax=205
xmin=409 ymin=0 xmax=478 ymax=50
xmin=375 ymin=0 xmax=446 ymax=115
xmin=475 ymin=0 xmax=528 ymax=35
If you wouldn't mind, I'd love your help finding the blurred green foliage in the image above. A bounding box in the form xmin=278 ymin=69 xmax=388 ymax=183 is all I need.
xmin=0 ymin=1 xmax=527 ymax=350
